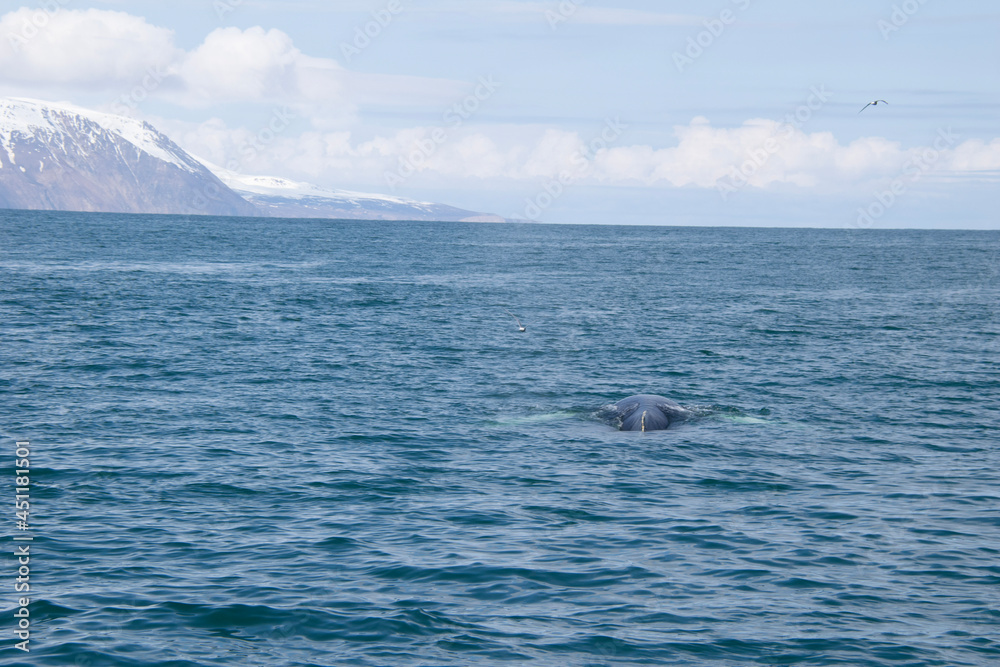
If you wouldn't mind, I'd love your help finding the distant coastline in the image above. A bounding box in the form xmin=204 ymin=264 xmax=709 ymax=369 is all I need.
xmin=0 ymin=97 xmax=505 ymax=222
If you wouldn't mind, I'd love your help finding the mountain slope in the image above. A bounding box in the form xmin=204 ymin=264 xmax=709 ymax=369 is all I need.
xmin=0 ymin=97 xmax=504 ymax=222
xmin=0 ymin=98 xmax=256 ymax=216
xmin=208 ymin=165 xmax=504 ymax=222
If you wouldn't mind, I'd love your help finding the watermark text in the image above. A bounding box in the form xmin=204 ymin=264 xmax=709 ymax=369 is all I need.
xmin=13 ymin=441 xmax=33 ymax=653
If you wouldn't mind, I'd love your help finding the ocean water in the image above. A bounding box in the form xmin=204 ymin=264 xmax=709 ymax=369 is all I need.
xmin=2 ymin=210 xmax=999 ymax=667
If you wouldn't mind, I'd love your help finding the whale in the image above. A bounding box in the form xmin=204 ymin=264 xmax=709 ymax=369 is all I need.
xmin=613 ymin=394 xmax=691 ymax=432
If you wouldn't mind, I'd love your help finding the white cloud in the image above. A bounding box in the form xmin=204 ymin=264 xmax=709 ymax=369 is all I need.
xmin=587 ymin=120 xmax=1000 ymax=192
xmin=180 ymin=27 xmax=314 ymax=103
xmin=946 ymin=138 xmax=1000 ymax=172
xmin=519 ymin=129 xmax=585 ymax=178
xmin=0 ymin=8 xmax=178 ymax=87
xmin=0 ymin=8 xmax=462 ymax=124
xmin=3 ymin=6 xmax=997 ymax=202
xmin=164 ymin=115 xmax=1000 ymax=197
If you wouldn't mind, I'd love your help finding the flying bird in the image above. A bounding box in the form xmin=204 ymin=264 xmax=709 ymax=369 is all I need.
xmin=504 ymin=309 xmax=526 ymax=332
xmin=859 ymin=100 xmax=889 ymax=114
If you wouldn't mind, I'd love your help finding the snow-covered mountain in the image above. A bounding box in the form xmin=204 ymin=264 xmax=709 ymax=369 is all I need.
xmin=0 ymin=98 xmax=255 ymax=216
xmin=0 ymin=98 xmax=503 ymax=222
xmin=207 ymin=164 xmax=503 ymax=222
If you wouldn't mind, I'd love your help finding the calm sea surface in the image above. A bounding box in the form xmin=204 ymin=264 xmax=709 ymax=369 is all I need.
xmin=1 ymin=211 xmax=999 ymax=666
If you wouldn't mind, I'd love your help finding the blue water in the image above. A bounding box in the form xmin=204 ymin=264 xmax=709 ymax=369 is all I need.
xmin=2 ymin=211 xmax=999 ymax=666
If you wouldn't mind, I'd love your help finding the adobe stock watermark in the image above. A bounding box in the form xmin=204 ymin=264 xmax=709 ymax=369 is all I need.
xmin=192 ymin=106 xmax=297 ymax=213
xmin=214 ymin=0 xmax=245 ymax=21
xmin=226 ymin=106 xmax=297 ymax=170
xmin=340 ymin=0 xmax=406 ymax=63
xmin=109 ymin=65 xmax=170 ymax=117
xmin=384 ymin=75 xmax=501 ymax=191
xmin=6 ymin=0 xmax=72 ymax=54
xmin=717 ymin=85 xmax=833 ymax=201
xmin=878 ymin=0 xmax=932 ymax=40
xmin=673 ymin=0 xmax=752 ymax=73
xmin=523 ymin=117 xmax=628 ymax=221
xmin=854 ymin=127 xmax=959 ymax=228
xmin=13 ymin=440 xmax=33 ymax=653
xmin=545 ymin=0 xmax=586 ymax=30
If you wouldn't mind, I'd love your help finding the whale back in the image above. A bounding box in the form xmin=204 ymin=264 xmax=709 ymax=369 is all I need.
xmin=615 ymin=394 xmax=687 ymax=432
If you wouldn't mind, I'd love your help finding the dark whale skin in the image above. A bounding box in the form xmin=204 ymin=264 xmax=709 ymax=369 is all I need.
xmin=614 ymin=394 xmax=690 ymax=432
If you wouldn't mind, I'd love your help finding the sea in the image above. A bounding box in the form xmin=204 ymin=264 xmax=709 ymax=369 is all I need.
xmin=1 ymin=210 xmax=999 ymax=667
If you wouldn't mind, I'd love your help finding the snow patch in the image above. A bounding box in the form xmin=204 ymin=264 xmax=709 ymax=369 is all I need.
xmin=0 ymin=97 xmax=203 ymax=174
xmin=197 ymin=158 xmax=437 ymax=207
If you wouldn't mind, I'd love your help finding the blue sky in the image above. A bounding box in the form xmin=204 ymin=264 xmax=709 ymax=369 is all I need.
xmin=1 ymin=0 xmax=998 ymax=226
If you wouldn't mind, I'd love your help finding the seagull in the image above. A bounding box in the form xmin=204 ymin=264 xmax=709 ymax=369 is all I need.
xmin=859 ymin=100 xmax=889 ymax=114
xmin=503 ymin=308 xmax=526 ymax=332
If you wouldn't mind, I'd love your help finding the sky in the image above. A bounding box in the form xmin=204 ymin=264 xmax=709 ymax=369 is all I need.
xmin=0 ymin=0 xmax=998 ymax=227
